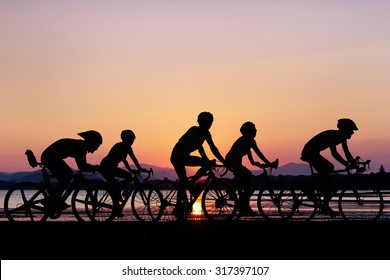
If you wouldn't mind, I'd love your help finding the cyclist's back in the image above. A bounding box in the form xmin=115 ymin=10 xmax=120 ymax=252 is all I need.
xmin=100 ymin=129 xmax=147 ymax=179
xmin=40 ymin=130 xmax=102 ymax=206
xmin=301 ymin=119 xmax=357 ymax=175
xmin=172 ymin=126 xmax=211 ymax=157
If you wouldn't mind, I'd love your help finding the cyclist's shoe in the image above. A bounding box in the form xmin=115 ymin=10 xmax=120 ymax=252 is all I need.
xmin=116 ymin=211 xmax=124 ymax=218
xmin=59 ymin=201 xmax=70 ymax=210
xmin=172 ymin=206 xmax=185 ymax=220
xmin=319 ymin=205 xmax=339 ymax=217
xmin=42 ymin=199 xmax=69 ymax=210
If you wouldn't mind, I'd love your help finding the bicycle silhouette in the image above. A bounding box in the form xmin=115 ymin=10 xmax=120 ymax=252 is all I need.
xmin=149 ymin=160 xmax=239 ymax=222
xmin=104 ymin=168 xmax=163 ymax=222
xmin=4 ymin=150 xmax=116 ymax=222
xmin=221 ymin=160 xmax=285 ymax=220
xmin=253 ymin=159 xmax=288 ymax=220
xmin=278 ymin=156 xmax=384 ymax=221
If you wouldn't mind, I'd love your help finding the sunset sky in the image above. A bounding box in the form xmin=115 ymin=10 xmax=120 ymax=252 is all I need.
xmin=1 ymin=1 xmax=389 ymax=174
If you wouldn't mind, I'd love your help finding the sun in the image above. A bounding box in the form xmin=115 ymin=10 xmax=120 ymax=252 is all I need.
xmin=192 ymin=201 xmax=203 ymax=215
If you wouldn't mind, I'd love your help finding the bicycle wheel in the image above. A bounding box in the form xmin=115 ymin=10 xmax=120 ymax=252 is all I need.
xmin=202 ymin=179 xmax=238 ymax=222
xmin=338 ymin=188 xmax=383 ymax=221
xmin=276 ymin=185 xmax=296 ymax=220
xmin=150 ymin=180 xmax=178 ymax=221
xmin=72 ymin=179 xmax=116 ymax=222
xmin=131 ymin=183 xmax=163 ymax=222
xmin=4 ymin=182 xmax=48 ymax=222
xmin=293 ymin=190 xmax=317 ymax=221
xmin=257 ymin=181 xmax=287 ymax=220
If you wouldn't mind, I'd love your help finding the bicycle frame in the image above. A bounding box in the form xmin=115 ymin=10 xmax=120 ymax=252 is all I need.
xmin=150 ymin=163 xmax=235 ymax=222
xmin=114 ymin=168 xmax=159 ymax=222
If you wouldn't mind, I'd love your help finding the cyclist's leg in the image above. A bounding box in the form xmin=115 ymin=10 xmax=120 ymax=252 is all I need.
xmin=235 ymin=167 xmax=256 ymax=215
xmin=311 ymin=158 xmax=339 ymax=216
xmin=100 ymin=168 xmax=125 ymax=217
xmin=171 ymin=156 xmax=190 ymax=219
xmin=186 ymin=156 xmax=211 ymax=198
xmin=44 ymin=160 xmax=72 ymax=208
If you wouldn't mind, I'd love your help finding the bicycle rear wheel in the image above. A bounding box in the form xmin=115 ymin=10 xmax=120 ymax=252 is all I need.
xmin=202 ymin=179 xmax=238 ymax=222
xmin=131 ymin=183 xmax=163 ymax=222
xmin=295 ymin=190 xmax=318 ymax=221
xmin=4 ymin=182 xmax=48 ymax=222
xmin=277 ymin=186 xmax=296 ymax=220
xmin=338 ymin=188 xmax=383 ymax=221
xmin=149 ymin=180 xmax=178 ymax=221
xmin=72 ymin=179 xmax=116 ymax=222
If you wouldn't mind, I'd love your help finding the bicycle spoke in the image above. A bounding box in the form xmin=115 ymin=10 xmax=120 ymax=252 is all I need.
xmin=339 ymin=189 xmax=383 ymax=221
xmin=202 ymin=181 xmax=238 ymax=222
xmin=4 ymin=182 xmax=48 ymax=222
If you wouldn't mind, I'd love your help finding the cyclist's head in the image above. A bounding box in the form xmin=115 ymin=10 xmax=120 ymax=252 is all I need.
xmin=197 ymin=111 xmax=214 ymax=129
xmin=78 ymin=130 xmax=103 ymax=152
xmin=121 ymin=129 xmax=136 ymax=143
xmin=337 ymin=118 xmax=358 ymax=139
xmin=337 ymin=118 xmax=358 ymax=131
xmin=240 ymin=121 xmax=257 ymax=138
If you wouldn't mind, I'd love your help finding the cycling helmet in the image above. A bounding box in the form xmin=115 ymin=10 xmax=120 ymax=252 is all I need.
xmin=121 ymin=129 xmax=135 ymax=142
xmin=197 ymin=111 xmax=213 ymax=125
xmin=337 ymin=118 xmax=358 ymax=131
xmin=240 ymin=121 xmax=256 ymax=136
xmin=78 ymin=130 xmax=103 ymax=145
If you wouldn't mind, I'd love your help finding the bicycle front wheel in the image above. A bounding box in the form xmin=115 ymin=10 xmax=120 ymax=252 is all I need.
xmin=338 ymin=188 xmax=383 ymax=221
xmin=202 ymin=180 xmax=238 ymax=222
xmin=258 ymin=182 xmax=288 ymax=220
xmin=4 ymin=182 xmax=48 ymax=222
xmin=131 ymin=183 xmax=163 ymax=222
xmin=72 ymin=179 xmax=116 ymax=222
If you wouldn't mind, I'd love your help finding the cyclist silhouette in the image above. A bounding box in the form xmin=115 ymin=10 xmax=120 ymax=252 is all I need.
xmin=40 ymin=130 xmax=103 ymax=208
xmin=100 ymin=129 xmax=148 ymax=217
xmin=170 ymin=111 xmax=226 ymax=219
xmin=225 ymin=121 xmax=277 ymax=216
xmin=301 ymin=118 xmax=358 ymax=216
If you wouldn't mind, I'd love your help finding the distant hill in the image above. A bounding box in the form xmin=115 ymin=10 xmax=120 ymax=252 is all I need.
xmin=0 ymin=162 xmax=310 ymax=184
xmin=0 ymin=170 xmax=43 ymax=183
xmin=272 ymin=162 xmax=311 ymax=176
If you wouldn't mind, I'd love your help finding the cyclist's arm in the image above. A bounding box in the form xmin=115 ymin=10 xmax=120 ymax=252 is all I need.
xmin=128 ymin=148 xmax=146 ymax=172
xmin=205 ymin=136 xmax=225 ymax=164
xmin=330 ymin=145 xmax=348 ymax=166
xmin=75 ymin=156 xmax=99 ymax=172
xmin=247 ymin=151 xmax=261 ymax=167
xmin=341 ymin=141 xmax=355 ymax=163
xmin=198 ymin=146 xmax=209 ymax=161
xmin=251 ymin=143 xmax=271 ymax=166
xmin=123 ymin=158 xmax=134 ymax=173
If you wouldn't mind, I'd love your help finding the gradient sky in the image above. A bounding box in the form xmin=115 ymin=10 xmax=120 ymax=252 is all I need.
xmin=1 ymin=1 xmax=389 ymax=174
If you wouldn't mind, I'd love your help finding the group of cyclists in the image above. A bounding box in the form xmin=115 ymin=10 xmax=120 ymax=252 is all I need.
xmin=40 ymin=111 xmax=360 ymax=219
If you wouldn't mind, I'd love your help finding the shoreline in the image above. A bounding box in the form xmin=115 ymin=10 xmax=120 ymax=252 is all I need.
xmin=2 ymin=220 xmax=390 ymax=260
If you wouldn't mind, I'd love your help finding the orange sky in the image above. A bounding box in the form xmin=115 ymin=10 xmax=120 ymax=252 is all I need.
xmin=1 ymin=1 xmax=389 ymax=173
